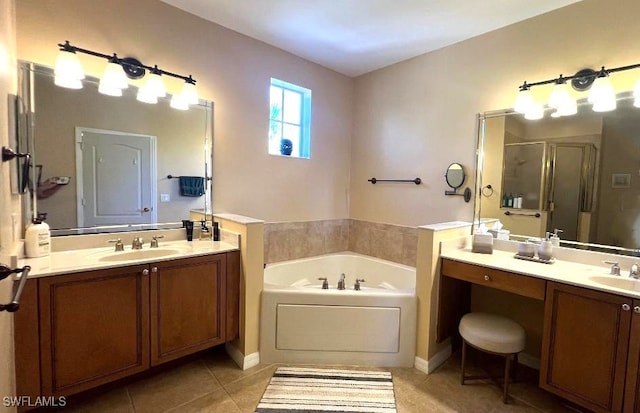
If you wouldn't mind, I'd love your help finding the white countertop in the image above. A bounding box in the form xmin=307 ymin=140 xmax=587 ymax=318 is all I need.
xmin=441 ymin=246 xmax=640 ymax=299
xmin=18 ymin=240 xmax=239 ymax=279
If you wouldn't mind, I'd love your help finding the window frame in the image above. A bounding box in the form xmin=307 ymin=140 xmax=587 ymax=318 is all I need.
xmin=269 ymin=78 xmax=312 ymax=159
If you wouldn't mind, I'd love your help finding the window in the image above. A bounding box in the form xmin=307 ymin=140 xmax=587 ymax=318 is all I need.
xmin=269 ymin=78 xmax=311 ymax=158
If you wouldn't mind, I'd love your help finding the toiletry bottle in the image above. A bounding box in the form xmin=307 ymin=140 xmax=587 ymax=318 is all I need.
xmin=507 ymin=193 xmax=514 ymax=208
xmin=502 ymin=193 xmax=508 ymax=207
xmin=538 ymin=232 xmax=553 ymax=261
xmin=515 ymin=194 xmax=522 ymax=209
xmin=25 ymin=214 xmax=51 ymax=258
xmin=550 ymin=229 xmax=563 ymax=247
xmin=182 ymin=220 xmax=194 ymax=241
xmin=213 ymin=222 xmax=220 ymax=241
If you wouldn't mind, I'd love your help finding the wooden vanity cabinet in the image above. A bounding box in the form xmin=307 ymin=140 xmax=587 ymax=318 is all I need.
xmin=624 ymin=299 xmax=640 ymax=413
xmin=39 ymin=264 xmax=150 ymax=397
xmin=540 ymin=281 xmax=631 ymax=413
xmin=18 ymin=251 xmax=240 ymax=400
xmin=150 ymin=254 xmax=226 ymax=365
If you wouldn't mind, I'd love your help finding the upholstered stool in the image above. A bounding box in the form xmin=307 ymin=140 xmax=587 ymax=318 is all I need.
xmin=458 ymin=312 xmax=526 ymax=403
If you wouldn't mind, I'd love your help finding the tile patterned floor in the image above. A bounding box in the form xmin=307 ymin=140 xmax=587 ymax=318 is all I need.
xmin=51 ymin=346 xmax=582 ymax=413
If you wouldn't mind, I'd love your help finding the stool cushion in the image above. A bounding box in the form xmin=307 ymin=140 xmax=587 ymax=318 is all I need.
xmin=459 ymin=312 xmax=525 ymax=354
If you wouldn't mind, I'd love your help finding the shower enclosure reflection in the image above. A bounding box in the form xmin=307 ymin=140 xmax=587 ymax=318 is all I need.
xmin=477 ymin=96 xmax=640 ymax=253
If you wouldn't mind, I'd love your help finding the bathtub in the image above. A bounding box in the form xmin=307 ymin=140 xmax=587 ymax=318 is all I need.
xmin=260 ymin=252 xmax=417 ymax=367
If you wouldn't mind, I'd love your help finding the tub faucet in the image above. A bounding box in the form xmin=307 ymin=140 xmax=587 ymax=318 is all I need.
xmin=318 ymin=277 xmax=329 ymax=289
xmin=337 ymin=273 xmax=346 ymax=290
xmin=354 ymin=279 xmax=366 ymax=291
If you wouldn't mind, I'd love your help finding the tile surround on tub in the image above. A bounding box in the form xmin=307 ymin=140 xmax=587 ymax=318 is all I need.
xmin=263 ymin=219 xmax=418 ymax=267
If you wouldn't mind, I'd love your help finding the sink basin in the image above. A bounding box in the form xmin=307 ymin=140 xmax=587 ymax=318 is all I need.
xmin=98 ymin=248 xmax=183 ymax=262
xmin=588 ymin=275 xmax=640 ymax=292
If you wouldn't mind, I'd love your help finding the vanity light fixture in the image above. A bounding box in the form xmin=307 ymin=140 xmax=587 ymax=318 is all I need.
xmin=514 ymin=61 xmax=640 ymax=119
xmin=54 ymin=41 xmax=198 ymax=109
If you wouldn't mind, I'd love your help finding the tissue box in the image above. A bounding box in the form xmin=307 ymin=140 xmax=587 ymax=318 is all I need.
xmin=472 ymin=233 xmax=494 ymax=254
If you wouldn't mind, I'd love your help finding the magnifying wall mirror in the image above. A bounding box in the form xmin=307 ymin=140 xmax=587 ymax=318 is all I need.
xmin=445 ymin=162 xmax=472 ymax=202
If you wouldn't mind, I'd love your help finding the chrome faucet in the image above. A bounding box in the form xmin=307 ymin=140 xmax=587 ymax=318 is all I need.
xmin=150 ymin=235 xmax=164 ymax=248
xmin=604 ymin=261 xmax=620 ymax=276
xmin=337 ymin=273 xmax=346 ymax=290
xmin=132 ymin=237 xmax=144 ymax=250
xmin=630 ymin=263 xmax=640 ymax=279
xmin=108 ymin=238 xmax=124 ymax=252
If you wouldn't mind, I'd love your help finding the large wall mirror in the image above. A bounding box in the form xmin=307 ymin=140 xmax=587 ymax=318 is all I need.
xmin=475 ymin=93 xmax=640 ymax=256
xmin=18 ymin=62 xmax=213 ymax=236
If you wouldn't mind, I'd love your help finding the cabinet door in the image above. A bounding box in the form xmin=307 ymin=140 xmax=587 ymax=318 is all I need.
xmin=39 ymin=265 xmax=150 ymax=396
xmin=541 ymin=282 xmax=631 ymax=413
xmin=150 ymin=254 xmax=226 ymax=366
xmin=624 ymin=299 xmax=640 ymax=413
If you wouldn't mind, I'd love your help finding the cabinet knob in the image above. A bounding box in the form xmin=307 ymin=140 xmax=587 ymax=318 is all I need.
xmin=484 ymin=275 xmax=490 ymax=281
xmin=151 ymin=267 xmax=158 ymax=273
xmin=142 ymin=269 xmax=149 ymax=276
xmin=622 ymin=303 xmax=631 ymax=311
xmin=634 ymin=306 xmax=640 ymax=314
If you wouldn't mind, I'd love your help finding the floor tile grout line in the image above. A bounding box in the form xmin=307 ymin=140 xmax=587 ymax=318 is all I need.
xmin=219 ymin=363 xmax=277 ymax=390
xmin=125 ymin=386 xmax=136 ymax=413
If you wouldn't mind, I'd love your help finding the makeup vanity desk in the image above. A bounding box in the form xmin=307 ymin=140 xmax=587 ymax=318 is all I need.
xmin=438 ymin=246 xmax=640 ymax=413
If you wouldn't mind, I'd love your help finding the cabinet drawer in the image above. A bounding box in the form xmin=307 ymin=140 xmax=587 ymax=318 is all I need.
xmin=441 ymin=259 xmax=545 ymax=300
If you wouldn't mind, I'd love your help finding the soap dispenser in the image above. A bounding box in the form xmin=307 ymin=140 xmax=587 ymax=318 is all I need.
xmin=25 ymin=213 xmax=51 ymax=258
xmin=550 ymin=229 xmax=563 ymax=247
xmin=538 ymin=232 xmax=553 ymax=261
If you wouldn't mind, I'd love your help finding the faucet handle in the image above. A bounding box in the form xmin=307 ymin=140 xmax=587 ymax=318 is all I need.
xmin=631 ymin=263 xmax=639 ymax=279
xmin=318 ymin=277 xmax=329 ymax=289
xmin=354 ymin=278 xmax=366 ymax=291
xmin=604 ymin=261 xmax=620 ymax=276
xmin=150 ymin=235 xmax=164 ymax=248
xmin=108 ymin=238 xmax=124 ymax=252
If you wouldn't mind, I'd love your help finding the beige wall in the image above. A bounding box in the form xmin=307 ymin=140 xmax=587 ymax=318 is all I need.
xmin=351 ymin=0 xmax=640 ymax=228
xmin=0 ymin=0 xmax=18 ymax=409
xmin=16 ymin=0 xmax=353 ymax=223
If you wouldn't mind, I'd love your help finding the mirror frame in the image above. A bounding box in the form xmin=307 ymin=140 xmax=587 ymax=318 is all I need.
xmin=474 ymin=92 xmax=640 ymax=256
xmin=17 ymin=60 xmax=214 ymax=236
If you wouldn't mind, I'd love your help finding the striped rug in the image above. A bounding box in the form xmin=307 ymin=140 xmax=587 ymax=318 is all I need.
xmin=255 ymin=367 xmax=397 ymax=413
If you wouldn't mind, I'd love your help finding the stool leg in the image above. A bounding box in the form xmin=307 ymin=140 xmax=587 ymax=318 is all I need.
xmin=460 ymin=340 xmax=467 ymax=385
xmin=513 ymin=353 xmax=519 ymax=383
xmin=503 ymin=353 xmax=512 ymax=404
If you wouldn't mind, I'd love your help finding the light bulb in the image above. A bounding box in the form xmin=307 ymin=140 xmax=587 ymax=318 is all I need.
xmin=170 ymin=94 xmax=189 ymax=110
xmin=514 ymin=87 xmax=533 ymax=114
xmin=548 ymin=81 xmax=575 ymax=113
xmin=180 ymin=80 xmax=198 ymax=105
xmin=144 ymin=70 xmax=166 ymax=98
xmin=588 ymin=75 xmax=615 ymax=105
xmin=524 ymin=103 xmax=544 ymax=120
xmin=136 ymin=85 xmax=158 ymax=104
xmin=54 ymin=48 xmax=85 ymax=89
xmin=98 ymin=82 xmax=123 ymax=97
xmin=100 ymin=59 xmax=129 ymax=90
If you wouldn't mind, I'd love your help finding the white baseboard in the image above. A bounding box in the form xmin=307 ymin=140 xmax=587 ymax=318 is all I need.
xmin=414 ymin=345 xmax=452 ymax=374
xmin=518 ymin=352 xmax=540 ymax=371
xmin=224 ymin=342 xmax=260 ymax=370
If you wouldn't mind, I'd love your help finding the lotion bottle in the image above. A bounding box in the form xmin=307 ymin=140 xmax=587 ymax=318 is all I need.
xmin=25 ymin=215 xmax=51 ymax=258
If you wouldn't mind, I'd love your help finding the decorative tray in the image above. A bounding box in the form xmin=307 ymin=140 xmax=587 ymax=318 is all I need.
xmin=513 ymin=254 xmax=555 ymax=264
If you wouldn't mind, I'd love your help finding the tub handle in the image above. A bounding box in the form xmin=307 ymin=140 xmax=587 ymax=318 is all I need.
xmin=354 ymin=278 xmax=366 ymax=291
xmin=317 ymin=277 xmax=329 ymax=290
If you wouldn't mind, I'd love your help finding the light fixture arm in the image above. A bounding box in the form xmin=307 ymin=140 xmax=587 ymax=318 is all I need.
xmin=519 ymin=61 xmax=640 ymax=91
xmin=57 ymin=41 xmax=196 ymax=84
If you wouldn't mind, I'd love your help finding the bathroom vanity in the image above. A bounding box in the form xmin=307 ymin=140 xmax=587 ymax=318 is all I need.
xmin=14 ymin=242 xmax=239 ymax=404
xmin=438 ymin=244 xmax=640 ymax=413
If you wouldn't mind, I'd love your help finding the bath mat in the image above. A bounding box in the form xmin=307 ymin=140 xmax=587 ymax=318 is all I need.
xmin=255 ymin=367 xmax=397 ymax=413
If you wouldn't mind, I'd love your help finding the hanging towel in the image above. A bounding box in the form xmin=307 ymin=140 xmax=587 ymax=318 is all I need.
xmin=179 ymin=176 xmax=205 ymax=197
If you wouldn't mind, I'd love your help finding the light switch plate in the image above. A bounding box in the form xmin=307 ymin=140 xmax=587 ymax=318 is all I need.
xmin=160 ymin=193 xmax=170 ymax=202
